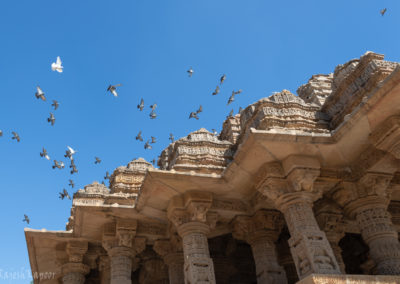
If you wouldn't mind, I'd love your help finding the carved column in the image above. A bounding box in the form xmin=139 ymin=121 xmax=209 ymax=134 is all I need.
xmin=332 ymin=173 xmax=400 ymax=275
xmin=98 ymin=255 xmax=111 ymax=284
xmin=314 ymin=200 xmax=346 ymax=273
xmin=62 ymin=241 xmax=90 ymax=284
xmin=102 ymin=219 xmax=146 ymax=284
xmin=232 ymin=210 xmax=287 ymax=284
xmin=154 ymin=237 xmax=184 ymax=284
xmin=167 ymin=192 xmax=217 ymax=284
xmin=258 ymin=159 xmax=341 ymax=279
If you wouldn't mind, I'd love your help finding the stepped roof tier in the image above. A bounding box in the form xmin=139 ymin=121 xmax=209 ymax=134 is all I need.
xmin=25 ymin=52 xmax=400 ymax=283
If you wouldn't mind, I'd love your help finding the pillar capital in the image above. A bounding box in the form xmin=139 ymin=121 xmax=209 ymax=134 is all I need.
xmin=66 ymin=240 xmax=88 ymax=263
xmin=332 ymin=173 xmax=393 ymax=218
xmin=167 ymin=191 xmax=218 ymax=233
xmin=257 ymin=159 xmax=322 ymax=212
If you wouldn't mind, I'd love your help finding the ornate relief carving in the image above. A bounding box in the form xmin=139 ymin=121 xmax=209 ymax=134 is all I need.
xmin=158 ymin=128 xmax=234 ymax=174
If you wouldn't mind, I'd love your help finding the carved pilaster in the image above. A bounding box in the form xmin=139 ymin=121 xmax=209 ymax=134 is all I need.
xmin=103 ymin=220 xmax=146 ymax=284
xmin=232 ymin=210 xmax=287 ymax=284
xmin=332 ymin=173 xmax=400 ymax=275
xmin=258 ymin=159 xmax=341 ymax=279
xmin=167 ymin=192 xmax=217 ymax=284
xmin=154 ymin=238 xmax=184 ymax=284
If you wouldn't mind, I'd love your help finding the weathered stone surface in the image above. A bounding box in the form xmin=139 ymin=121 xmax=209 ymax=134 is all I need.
xmin=25 ymin=52 xmax=400 ymax=283
xmin=297 ymin=274 xmax=400 ymax=284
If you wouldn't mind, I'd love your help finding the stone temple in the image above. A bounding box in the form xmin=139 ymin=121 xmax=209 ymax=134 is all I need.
xmin=25 ymin=52 xmax=400 ymax=284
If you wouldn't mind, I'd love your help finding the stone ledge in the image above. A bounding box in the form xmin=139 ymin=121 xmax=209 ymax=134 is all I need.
xmin=297 ymin=274 xmax=400 ymax=284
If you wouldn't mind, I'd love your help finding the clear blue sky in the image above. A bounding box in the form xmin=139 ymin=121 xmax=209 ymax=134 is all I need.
xmin=0 ymin=0 xmax=399 ymax=282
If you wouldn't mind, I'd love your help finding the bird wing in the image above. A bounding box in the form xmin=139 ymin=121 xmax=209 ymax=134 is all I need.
xmin=56 ymin=56 xmax=62 ymax=65
xmin=37 ymin=86 xmax=43 ymax=94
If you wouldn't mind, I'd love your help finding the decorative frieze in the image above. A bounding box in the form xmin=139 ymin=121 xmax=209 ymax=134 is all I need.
xmin=220 ymin=114 xmax=241 ymax=144
xmin=297 ymin=74 xmax=333 ymax=106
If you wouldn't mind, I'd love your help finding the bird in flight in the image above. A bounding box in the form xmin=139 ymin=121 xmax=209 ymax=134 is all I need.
xmin=136 ymin=131 xmax=143 ymax=142
xmin=151 ymin=159 xmax=156 ymax=165
xmin=68 ymin=179 xmax=75 ymax=188
xmin=227 ymin=90 xmax=241 ymax=105
xmin=150 ymin=104 xmax=157 ymax=111
xmin=211 ymin=129 xmax=218 ymax=136
xmin=64 ymin=146 xmax=77 ymax=160
xmin=107 ymin=84 xmax=121 ymax=97
xmin=94 ymin=157 xmax=101 ymax=164
xmin=0 ymin=130 xmax=3 ymax=137
xmin=52 ymin=160 xmax=65 ymax=169
xmin=151 ymin=136 xmax=156 ymax=144
xmin=59 ymin=189 xmax=71 ymax=200
xmin=12 ymin=131 xmax=20 ymax=142
xmin=51 ymin=56 xmax=63 ymax=73
xmin=70 ymin=164 xmax=78 ymax=174
xmin=220 ymin=74 xmax=226 ymax=85
xmin=47 ymin=113 xmax=55 ymax=126
xmin=238 ymin=107 xmax=243 ymax=114
xmin=149 ymin=111 xmax=157 ymax=119
xmin=23 ymin=214 xmax=30 ymax=224
xmin=144 ymin=140 xmax=152 ymax=150
xmin=137 ymin=98 xmax=144 ymax=111
xmin=187 ymin=67 xmax=194 ymax=77
xmin=169 ymin=133 xmax=174 ymax=143
xmin=104 ymin=171 xmax=111 ymax=180
xmin=189 ymin=105 xmax=203 ymax=120
xmin=51 ymin=100 xmax=59 ymax=110
xmin=212 ymin=86 xmax=220 ymax=96
xmin=380 ymin=8 xmax=387 ymax=16
xmin=40 ymin=148 xmax=50 ymax=160
xmin=35 ymin=86 xmax=46 ymax=101
xmin=228 ymin=109 xmax=234 ymax=118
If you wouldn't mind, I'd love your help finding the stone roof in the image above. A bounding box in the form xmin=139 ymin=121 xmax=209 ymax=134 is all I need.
xmin=158 ymin=128 xmax=234 ymax=174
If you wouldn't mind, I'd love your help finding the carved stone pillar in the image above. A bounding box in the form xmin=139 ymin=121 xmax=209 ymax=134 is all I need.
xmin=167 ymin=192 xmax=217 ymax=284
xmin=258 ymin=159 xmax=341 ymax=279
xmin=232 ymin=210 xmax=287 ymax=284
xmin=154 ymin=237 xmax=184 ymax=284
xmin=98 ymin=255 xmax=111 ymax=284
xmin=314 ymin=200 xmax=346 ymax=273
xmin=102 ymin=219 xmax=146 ymax=284
xmin=62 ymin=241 xmax=90 ymax=284
xmin=332 ymin=173 xmax=400 ymax=275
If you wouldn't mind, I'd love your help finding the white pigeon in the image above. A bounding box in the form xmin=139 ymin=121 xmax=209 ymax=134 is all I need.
xmin=51 ymin=56 xmax=63 ymax=73
xmin=67 ymin=146 xmax=77 ymax=159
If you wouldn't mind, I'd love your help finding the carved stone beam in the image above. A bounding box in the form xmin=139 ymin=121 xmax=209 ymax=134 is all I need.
xmin=102 ymin=220 xmax=146 ymax=284
xmin=232 ymin=210 xmax=287 ymax=284
xmin=370 ymin=115 xmax=400 ymax=159
xmin=332 ymin=173 xmax=400 ymax=275
xmin=167 ymin=191 xmax=217 ymax=284
xmin=257 ymin=157 xmax=341 ymax=279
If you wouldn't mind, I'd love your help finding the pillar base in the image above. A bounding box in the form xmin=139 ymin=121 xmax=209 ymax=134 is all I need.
xmin=296 ymin=274 xmax=400 ymax=284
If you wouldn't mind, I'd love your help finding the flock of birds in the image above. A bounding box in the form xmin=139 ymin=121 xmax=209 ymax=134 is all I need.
xmin=12 ymin=7 xmax=391 ymax=225
xmin=11 ymin=57 xmax=241 ymax=225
